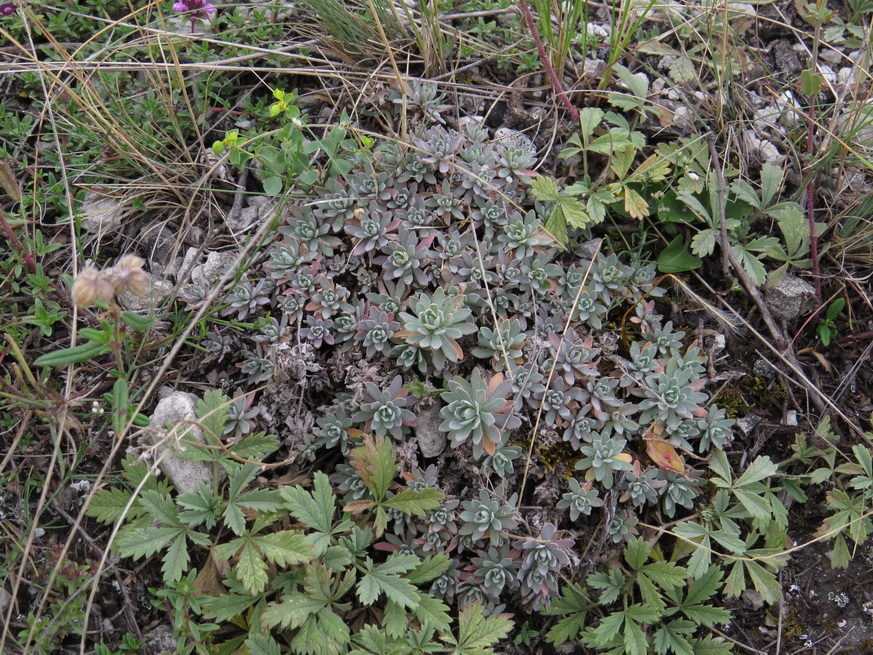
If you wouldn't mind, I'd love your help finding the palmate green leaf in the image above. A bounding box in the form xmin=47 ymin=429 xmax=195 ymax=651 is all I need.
xmin=683 ymin=565 xmax=724 ymax=606
xmin=86 ymin=486 xmax=136 ymax=525
xmin=256 ymin=530 xmax=313 ymax=568
xmin=625 ymin=618 xmax=649 ymax=655
xmin=642 ymin=561 xmax=689 ymax=591
xmin=731 ymin=246 xmax=767 ymax=287
xmin=413 ymin=590 xmax=451 ymax=632
xmin=653 ymin=620 xmax=695 ymax=655
xmin=636 ymin=572 xmax=666 ymax=613
xmin=382 ymin=599 xmax=409 ymax=638
xmin=733 ymin=488 xmax=772 ymax=521
xmin=406 ymin=553 xmax=451 ymax=584
xmin=227 ymin=463 xmax=261 ymax=500
xmin=561 ymin=197 xmax=591 ymax=229
xmin=590 ymin=610 xmax=624 ymax=645
xmin=223 ymin=503 xmax=246 ymax=536
xmin=198 ymin=389 xmax=229 ymax=444
xmin=262 ymin=591 xmax=327 ymax=629
xmin=760 ymin=161 xmax=783 ymax=207
xmin=579 ymin=107 xmax=605 ymax=143
xmin=290 ymin=611 xmax=348 ymax=655
xmin=545 ymin=585 xmax=590 ymax=645
xmin=530 ymin=175 xmax=561 ymax=202
xmin=544 ymin=208 xmax=569 ymax=246
xmin=358 ymin=555 xmax=421 ymax=608
xmin=281 ymin=471 xmax=336 ymax=535
xmin=382 ymin=488 xmax=444 ymax=517
xmin=246 ymin=632 xmax=282 ymax=655
xmin=202 ymin=590 xmax=260 ymax=622
xmin=350 ymin=435 xmax=397 ymax=501
xmin=442 ymin=603 xmax=512 ymax=655
xmin=745 ymin=560 xmax=782 ymax=604
xmin=232 ymin=431 xmax=279 ymax=462
xmin=689 ymin=636 xmax=733 ymax=655
xmin=588 ymin=569 xmax=625 ymax=605
xmin=679 ymin=602 xmax=731 ymax=627
xmin=177 ymin=482 xmax=220 ymax=529
xmin=115 ymin=525 xmax=180 ymax=560
xmin=351 ymin=624 xmax=409 ymax=655
xmin=162 ymin=532 xmax=192 ymax=582
xmin=237 ymin=539 xmax=269 ymax=595
xmin=735 ymin=456 xmax=778 ymax=488
xmin=139 ymin=489 xmax=181 ymax=526
xmin=624 ymin=537 xmax=649 ymax=570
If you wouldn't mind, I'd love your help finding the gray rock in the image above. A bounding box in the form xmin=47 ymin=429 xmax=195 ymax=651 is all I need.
xmin=191 ymin=251 xmax=233 ymax=288
xmin=415 ymin=401 xmax=446 ymax=458
xmin=147 ymin=390 xmax=213 ymax=495
xmin=80 ymin=192 xmax=127 ymax=235
xmin=742 ymin=589 xmax=765 ymax=610
xmin=736 ymin=415 xmax=761 ymax=436
xmin=765 ymin=274 xmax=818 ymax=321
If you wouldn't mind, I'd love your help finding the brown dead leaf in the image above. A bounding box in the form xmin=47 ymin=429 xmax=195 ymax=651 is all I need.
xmin=645 ymin=424 xmax=689 ymax=479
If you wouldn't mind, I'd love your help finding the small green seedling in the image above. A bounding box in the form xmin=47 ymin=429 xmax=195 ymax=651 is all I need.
xmin=817 ymin=297 xmax=845 ymax=346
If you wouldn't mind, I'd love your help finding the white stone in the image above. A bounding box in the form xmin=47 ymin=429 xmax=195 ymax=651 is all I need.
xmin=415 ymin=402 xmax=446 ymax=458
xmin=80 ymin=192 xmax=127 ymax=235
xmin=147 ymin=390 xmax=213 ymax=495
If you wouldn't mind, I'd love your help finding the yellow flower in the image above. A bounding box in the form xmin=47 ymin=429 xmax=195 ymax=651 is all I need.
xmin=71 ymin=268 xmax=114 ymax=307
xmin=108 ymin=255 xmax=150 ymax=296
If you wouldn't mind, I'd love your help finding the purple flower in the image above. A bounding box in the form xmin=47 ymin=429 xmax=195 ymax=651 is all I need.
xmin=0 ymin=3 xmax=16 ymax=16
xmin=172 ymin=0 xmax=215 ymax=20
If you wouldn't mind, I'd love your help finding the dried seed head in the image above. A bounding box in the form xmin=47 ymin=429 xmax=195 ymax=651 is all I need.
xmin=109 ymin=255 xmax=150 ymax=296
xmin=71 ymin=268 xmax=114 ymax=307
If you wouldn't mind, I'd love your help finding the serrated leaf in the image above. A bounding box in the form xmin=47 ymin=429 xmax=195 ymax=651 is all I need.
xmin=637 ymin=573 xmax=666 ymax=612
xmin=162 ymin=532 xmax=191 ymax=582
xmin=349 ymin=435 xmax=397 ymax=501
xmin=86 ymin=487 xmax=136 ymax=525
xmin=407 ymin=553 xmax=451 ymax=584
xmin=674 ymin=565 xmax=723 ymax=606
xmin=624 ymin=618 xmax=649 ymax=655
xmin=624 ymin=186 xmax=650 ymax=219
xmin=735 ymin=456 xmax=778 ymax=487
xmin=198 ymin=389 xmax=229 ymax=444
xmin=530 ymin=175 xmax=562 ymax=202
xmin=544 ymin=207 xmax=569 ymax=246
xmin=745 ymin=560 xmax=781 ymax=604
xmin=382 ymin=599 xmax=409 ymax=638
xmin=281 ymin=471 xmax=335 ymax=535
xmin=223 ymin=503 xmax=246 ymax=536
xmin=246 ymin=632 xmax=281 ymax=655
xmin=733 ymin=489 xmax=773 ymax=521
xmin=690 ymin=229 xmax=717 ymax=258
xmin=624 ymin=603 xmax=661 ymax=624
xmin=689 ymin=635 xmax=733 ymax=655
xmin=414 ymin=591 xmax=452 ymax=632
xmin=732 ymin=246 xmax=768 ymax=286
xmin=681 ymin=602 xmax=732 ymax=627
xmin=562 ymin=197 xmax=591 ymax=229
xmin=643 ymin=561 xmax=689 ymax=591
xmin=591 ymin=610 xmax=624 ymax=644
xmin=546 ymin=612 xmax=588 ymax=645
xmin=256 ymin=530 xmax=313 ymax=567
xmin=382 ymin=488 xmax=444 ymax=517
xmin=443 ymin=603 xmax=512 ymax=654
xmin=624 ymin=537 xmax=649 ymax=570
xmin=202 ymin=591 xmax=259 ymax=622
xmin=232 ymin=431 xmax=279 ymax=462
xmin=653 ymin=621 xmax=695 ymax=655
xmin=115 ymin=525 xmax=179 ymax=559
xmin=262 ymin=591 xmax=327 ymax=629
xmin=669 ymin=55 xmax=696 ymax=84
xmin=358 ymin=558 xmax=421 ymax=608
xmin=237 ymin=539 xmax=269 ymax=595
xmin=323 ymin=545 xmax=354 ymax=570
xmin=139 ymin=489 xmax=180 ymax=526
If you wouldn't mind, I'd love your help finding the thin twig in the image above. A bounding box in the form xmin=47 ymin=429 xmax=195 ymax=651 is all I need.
xmin=516 ymin=0 xmax=580 ymax=122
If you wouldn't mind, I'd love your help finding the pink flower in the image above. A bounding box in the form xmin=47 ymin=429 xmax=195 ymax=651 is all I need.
xmin=0 ymin=3 xmax=16 ymax=16
xmin=172 ymin=0 xmax=215 ymax=20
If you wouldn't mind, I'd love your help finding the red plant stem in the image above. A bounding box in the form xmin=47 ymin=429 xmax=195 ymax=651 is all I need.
xmin=516 ymin=0 xmax=580 ymax=123
xmin=0 ymin=208 xmax=37 ymax=274
xmin=805 ymin=104 xmax=822 ymax=301
xmin=836 ymin=330 xmax=873 ymax=345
